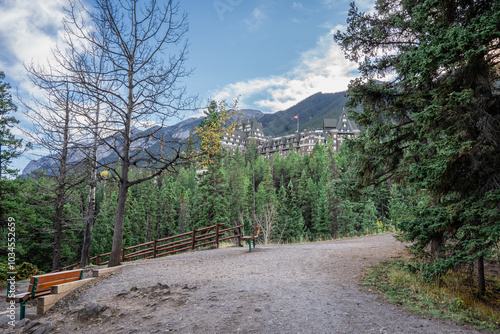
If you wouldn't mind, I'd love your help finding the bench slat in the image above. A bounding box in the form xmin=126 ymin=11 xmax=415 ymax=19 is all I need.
xmin=30 ymin=269 xmax=83 ymax=284
xmin=6 ymin=292 xmax=31 ymax=303
xmin=28 ymin=269 xmax=82 ymax=292
xmin=6 ymin=289 xmax=52 ymax=303
xmin=241 ymin=226 xmax=261 ymax=241
xmin=36 ymin=277 xmax=82 ymax=292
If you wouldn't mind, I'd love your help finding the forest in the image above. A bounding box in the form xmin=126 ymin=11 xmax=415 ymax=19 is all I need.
xmin=0 ymin=139 xmax=398 ymax=273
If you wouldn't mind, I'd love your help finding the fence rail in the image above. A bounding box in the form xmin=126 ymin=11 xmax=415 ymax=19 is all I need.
xmin=60 ymin=223 xmax=243 ymax=271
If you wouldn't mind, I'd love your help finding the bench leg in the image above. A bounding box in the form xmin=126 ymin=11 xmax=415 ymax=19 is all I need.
xmin=248 ymin=240 xmax=252 ymax=252
xmin=253 ymin=239 xmax=256 ymax=248
xmin=20 ymin=301 xmax=25 ymax=320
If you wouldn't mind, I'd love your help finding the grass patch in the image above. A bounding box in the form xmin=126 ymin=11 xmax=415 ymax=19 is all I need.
xmin=364 ymin=260 xmax=500 ymax=333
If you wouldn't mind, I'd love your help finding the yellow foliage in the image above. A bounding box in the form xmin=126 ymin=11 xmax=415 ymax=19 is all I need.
xmin=194 ymin=99 xmax=241 ymax=167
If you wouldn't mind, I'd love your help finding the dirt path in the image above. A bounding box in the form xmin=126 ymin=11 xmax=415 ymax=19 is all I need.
xmin=2 ymin=234 xmax=492 ymax=333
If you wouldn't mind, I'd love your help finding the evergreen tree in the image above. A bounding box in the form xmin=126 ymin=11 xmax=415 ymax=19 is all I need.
xmin=335 ymin=0 xmax=500 ymax=293
xmin=91 ymin=182 xmax=117 ymax=258
xmin=227 ymin=149 xmax=250 ymax=227
xmin=296 ymin=170 xmax=314 ymax=232
xmin=275 ymin=180 xmax=304 ymax=243
xmin=178 ymin=187 xmax=192 ymax=233
xmin=158 ymin=176 xmax=179 ymax=237
xmin=194 ymin=161 xmax=230 ymax=229
xmin=0 ymin=72 xmax=25 ymax=182
xmin=361 ymin=198 xmax=378 ymax=234
xmin=312 ymin=178 xmax=330 ymax=239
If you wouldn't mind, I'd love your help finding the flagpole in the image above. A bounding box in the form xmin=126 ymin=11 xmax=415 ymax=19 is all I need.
xmin=297 ymin=115 xmax=299 ymax=133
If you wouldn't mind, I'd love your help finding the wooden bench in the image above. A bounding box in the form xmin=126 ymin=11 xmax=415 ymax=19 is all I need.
xmin=6 ymin=269 xmax=84 ymax=319
xmin=241 ymin=226 xmax=261 ymax=252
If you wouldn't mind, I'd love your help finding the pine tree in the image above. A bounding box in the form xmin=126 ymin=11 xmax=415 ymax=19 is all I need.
xmin=312 ymin=179 xmax=330 ymax=239
xmin=335 ymin=0 xmax=500 ymax=293
xmin=0 ymin=72 xmax=25 ymax=182
xmin=194 ymin=161 xmax=230 ymax=229
xmin=227 ymin=149 xmax=250 ymax=227
xmin=275 ymin=181 xmax=304 ymax=243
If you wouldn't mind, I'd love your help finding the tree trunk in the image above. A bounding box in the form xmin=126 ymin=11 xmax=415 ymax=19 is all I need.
xmin=478 ymin=255 xmax=485 ymax=296
xmin=80 ymin=103 xmax=100 ymax=268
xmin=80 ymin=163 xmax=97 ymax=267
xmin=52 ymin=89 xmax=70 ymax=271
xmin=179 ymin=195 xmax=187 ymax=234
xmin=145 ymin=212 xmax=151 ymax=242
xmin=51 ymin=203 xmax=64 ymax=271
xmin=429 ymin=231 xmax=444 ymax=260
xmin=108 ymin=176 xmax=129 ymax=267
xmin=108 ymin=70 xmax=133 ymax=268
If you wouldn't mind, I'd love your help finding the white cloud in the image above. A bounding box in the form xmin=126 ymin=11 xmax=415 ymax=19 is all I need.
xmin=292 ymin=2 xmax=304 ymax=10
xmin=211 ymin=29 xmax=358 ymax=112
xmin=244 ymin=6 xmax=267 ymax=31
xmin=0 ymin=0 xmax=68 ymax=171
xmin=0 ymin=0 xmax=66 ymax=83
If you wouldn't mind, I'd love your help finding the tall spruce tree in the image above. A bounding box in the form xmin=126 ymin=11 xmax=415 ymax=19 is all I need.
xmin=0 ymin=72 xmax=26 ymax=228
xmin=335 ymin=0 xmax=500 ymax=294
xmin=0 ymin=72 xmax=24 ymax=180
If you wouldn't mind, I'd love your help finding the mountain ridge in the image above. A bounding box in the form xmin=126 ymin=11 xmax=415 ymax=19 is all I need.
xmin=22 ymin=91 xmax=348 ymax=175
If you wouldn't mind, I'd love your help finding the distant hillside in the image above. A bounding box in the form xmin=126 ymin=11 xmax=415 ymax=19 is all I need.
xmin=260 ymin=92 xmax=348 ymax=136
xmin=22 ymin=93 xmax=348 ymax=175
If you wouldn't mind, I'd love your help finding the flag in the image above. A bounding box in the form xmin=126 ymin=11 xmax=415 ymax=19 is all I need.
xmin=293 ymin=115 xmax=299 ymax=119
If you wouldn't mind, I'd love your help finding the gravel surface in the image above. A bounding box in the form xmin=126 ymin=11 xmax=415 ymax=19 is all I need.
xmin=1 ymin=234 xmax=493 ymax=333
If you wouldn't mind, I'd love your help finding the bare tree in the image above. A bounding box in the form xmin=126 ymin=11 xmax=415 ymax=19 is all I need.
xmin=62 ymin=0 xmax=193 ymax=266
xmin=256 ymin=203 xmax=277 ymax=245
xmin=22 ymin=70 xmax=85 ymax=271
xmin=67 ymin=44 xmax=111 ymax=268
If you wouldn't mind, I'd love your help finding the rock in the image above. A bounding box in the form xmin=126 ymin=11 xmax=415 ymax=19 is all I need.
xmin=156 ymin=283 xmax=170 ymax=290
xmin=182 ymin=284 xmax=197 ymax=290
xmin=77 ymin=302 xmax=109 ymax=321
xmin=0 ymin=316 xmax=13 ymax=329
xmin=23 ymin=320 xmax=42 ymax=332
xmin=130 ymin=286 xmax=138 ymax=292
xmin=15 ymin=318 xmax=30 ymax=328
xmin=30 ymin=322 xmax=54 ymax=334
xmin=115 ymin=291 xmax=130 ymax=298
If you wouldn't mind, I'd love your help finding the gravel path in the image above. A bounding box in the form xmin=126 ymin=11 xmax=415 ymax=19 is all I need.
xmin=2 ymin=234 xmax=493 ymax=333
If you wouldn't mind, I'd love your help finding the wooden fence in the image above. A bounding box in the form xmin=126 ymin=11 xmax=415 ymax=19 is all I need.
xmin=60 ymin=223 xmax=243 ymax=271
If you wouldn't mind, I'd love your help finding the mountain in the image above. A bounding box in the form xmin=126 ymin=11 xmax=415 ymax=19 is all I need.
xmin=259 ymin=92 xmax=348 ymax=136
xmin=21 ymin=92 xmax=347 ymax=175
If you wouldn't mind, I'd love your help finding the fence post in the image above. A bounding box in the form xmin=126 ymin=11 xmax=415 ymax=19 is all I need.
xmin=122 ymin=247 xmax=126 ymax=262
xmin=237 ymin=226 xmax=242 ymax=247
xmin=191 ymin=228 xmax=197 ymax=250
xmin=216 ymin=224 xmax=220 ymax=248
xmin=96 ymin=255 xmax=100 ymax=266
xmin=153 ymin=239 xmax=157 ymax=258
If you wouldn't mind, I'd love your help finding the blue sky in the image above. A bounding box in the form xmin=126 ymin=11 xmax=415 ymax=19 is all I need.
xmin=0 ymin=0 xmax=373 ymax=171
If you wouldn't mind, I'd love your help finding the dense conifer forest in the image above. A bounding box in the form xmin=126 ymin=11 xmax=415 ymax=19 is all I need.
xmin=1 ymin=139 xmax=398 ymax=273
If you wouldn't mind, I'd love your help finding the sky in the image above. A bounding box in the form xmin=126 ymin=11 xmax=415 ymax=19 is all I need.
xmin=0 ymin=0 xmax=374 ymax=172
